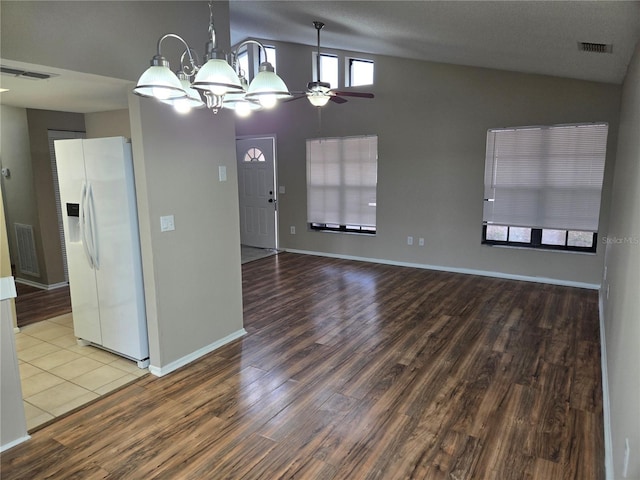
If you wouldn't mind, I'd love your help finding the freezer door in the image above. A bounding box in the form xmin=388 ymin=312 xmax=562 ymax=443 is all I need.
xmin=54 ymin=138 xmax=102 ymax=345
xmin=83 ymin=137 xmax=149 ymax=361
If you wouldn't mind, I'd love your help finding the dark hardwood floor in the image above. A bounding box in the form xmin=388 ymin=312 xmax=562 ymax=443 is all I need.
xmin=15 ymin=282 xmax=71 ymax=328
xmin=1 ymin=252 xmax=604 ymax=479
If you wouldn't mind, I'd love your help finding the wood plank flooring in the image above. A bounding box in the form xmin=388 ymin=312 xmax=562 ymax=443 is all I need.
xmin=1 ymin=253 xmax=604 ymax=479
xmin=15 ymin=283 xmax=72 ymax=328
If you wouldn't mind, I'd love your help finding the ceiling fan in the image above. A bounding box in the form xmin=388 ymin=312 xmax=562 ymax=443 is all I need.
xmin=292 ymin=21 xmax=375 ymax=107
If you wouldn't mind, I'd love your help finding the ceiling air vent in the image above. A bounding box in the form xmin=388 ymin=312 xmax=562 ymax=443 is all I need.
xmin=0 ymin=65 xmax=56 ymax=80
xmin=578 ymin=42 xmax=613 ymax=54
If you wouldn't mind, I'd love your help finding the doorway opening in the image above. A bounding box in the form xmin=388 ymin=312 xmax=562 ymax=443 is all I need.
xmin=236 ymin=136 xmax=279 ymax=263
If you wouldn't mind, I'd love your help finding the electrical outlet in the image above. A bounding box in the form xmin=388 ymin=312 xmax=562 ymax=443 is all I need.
xmin=290 ymin=226 xmax=296 ymax=235
xmin=623 ymin=438 xmax=630 ymax=478
xmin=407 ymin=236 xmax=413 ymax=246
xmin=418 ymin=237 xmax=425 ymax=247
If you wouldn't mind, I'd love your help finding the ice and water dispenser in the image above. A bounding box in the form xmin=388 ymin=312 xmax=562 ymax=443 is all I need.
xmin=66 ymin=203 xmax=81 ymax=242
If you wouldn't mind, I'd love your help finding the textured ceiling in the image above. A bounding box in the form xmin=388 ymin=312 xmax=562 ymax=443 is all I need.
xmin=1 ymin=1 xmax=638 ymax=113
xmin=230 ymin=0 xmax=640 ymax=85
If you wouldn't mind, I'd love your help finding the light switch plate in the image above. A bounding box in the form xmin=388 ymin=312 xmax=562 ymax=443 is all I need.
xmin=279 ymin=185 xmax=285 ymax=194
xmin=219 ymin=166 xmax=227 ymax=182
xmin=160 ymin=215 xmax=175 ymax=232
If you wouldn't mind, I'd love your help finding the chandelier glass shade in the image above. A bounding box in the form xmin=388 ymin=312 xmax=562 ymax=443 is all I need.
xmin=133 ymin=57 xmax=186 ymax=100
xmin=160 ymin=73 xmax=206 ymax=113
xmin=245 ymin=62 xmax=292 ymax=108
xmin=192 ymin=57 xmax=244 ymax=96
xmin=133 ymin=2 xmax=290 ymax=116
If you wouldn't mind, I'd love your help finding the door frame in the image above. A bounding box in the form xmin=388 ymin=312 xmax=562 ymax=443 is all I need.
xmin=236 ymin=134 xmax=279 ymax=249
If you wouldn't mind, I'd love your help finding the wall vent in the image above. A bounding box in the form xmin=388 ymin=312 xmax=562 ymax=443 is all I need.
xmin=578 ymin=42 xmax=613 ymax=54
xmin=0 ymin=65 xmax=56 ymax=80
xmin=14 ymin=223 xmax=40 ymax=277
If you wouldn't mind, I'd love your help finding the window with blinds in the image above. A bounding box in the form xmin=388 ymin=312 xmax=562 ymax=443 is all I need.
xmin=307 ymin=135 xmax=378 ymax=234
xmin=482 ymin=123 xmax=608 ymax=252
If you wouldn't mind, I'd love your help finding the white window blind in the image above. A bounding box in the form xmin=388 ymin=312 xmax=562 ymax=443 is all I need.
xmin=483 ymin=123 xmax=608 ymax=232
xmin=307 ymin=135 xmax=378 ymax=227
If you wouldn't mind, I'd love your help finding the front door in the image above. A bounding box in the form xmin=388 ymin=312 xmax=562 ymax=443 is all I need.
xmin=236 ymin=137 xmax=277 ymax=249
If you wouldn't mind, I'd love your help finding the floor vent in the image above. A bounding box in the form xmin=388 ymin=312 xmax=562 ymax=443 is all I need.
xmin=578 ymin=42 xmax=613 ymax=54
xmin=15 ymin=223 xmax=40 ymax=277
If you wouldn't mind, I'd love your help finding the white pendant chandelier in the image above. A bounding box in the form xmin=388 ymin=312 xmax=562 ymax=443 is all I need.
xmin=133 ymin=1 xmax=291 ymax=116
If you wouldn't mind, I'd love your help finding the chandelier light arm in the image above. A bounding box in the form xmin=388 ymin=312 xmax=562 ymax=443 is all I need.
xmin=232 ymin=39 xmax=271 ymax=67
xmin=208 ymin=0 xmax=217 ymax=50
xmin=134 ymin=1 xmax=291 ymax=115
xmin=179 ymin=48 xmax=200 ymax=77
xmin=156 ymin=33 xmax=198 ymax=75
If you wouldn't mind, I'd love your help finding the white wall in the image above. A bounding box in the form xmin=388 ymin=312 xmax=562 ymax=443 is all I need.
xmin=236 ymin=41 xmax=622 ymax=287
xmin=602 ymin=42 xmax=640 ymax=479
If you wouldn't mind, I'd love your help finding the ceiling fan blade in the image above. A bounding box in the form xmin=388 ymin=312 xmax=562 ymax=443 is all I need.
xmin=283 ymin=94 xmax=308 ymax=103
xmin=332 ymin=91 xmax=375 ymax=99
xmin=330 ymin=95 xmax=348 ymax=104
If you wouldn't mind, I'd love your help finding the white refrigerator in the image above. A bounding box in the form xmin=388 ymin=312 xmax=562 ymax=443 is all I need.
xmin=55 ymin=136 xmax=149 ymax=368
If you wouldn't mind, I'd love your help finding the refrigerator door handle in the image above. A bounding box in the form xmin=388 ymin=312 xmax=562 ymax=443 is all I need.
xmin=87 ymin=183 xmax=99 ymax=269
xmin=79 ymin=182 xmax=94 ymax=269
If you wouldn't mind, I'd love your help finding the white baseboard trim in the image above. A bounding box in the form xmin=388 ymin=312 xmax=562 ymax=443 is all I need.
xmin=148 ymin=328 xmax=247 ymax=378
xmin=14 ymin=279 xmax=68 ymax=291
xmin=13 ymin=327 xmax=20 ymax=333
xmin=599 ymin=293 xmax=614 ymax=480
xmin=284 ymin=249 xmax=601 ymax=290
xmin=0 ymin=435 xmax=31 ymax=453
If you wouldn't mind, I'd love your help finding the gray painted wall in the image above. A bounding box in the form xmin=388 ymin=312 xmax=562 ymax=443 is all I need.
xmin=1 ymin=0 xmax=244 ymax=425
xmin=25 ymin=109 xmax=86 ymax=285
xmin=129 ymin=96 xmax=244 ymax=369
xmin=0 ymin=106 xmax=85 ymax=286
xmin=85 ymin=110 xmax=131 ymax=139
xmin=1 ymin=192 xmax=28 ymax=451
xmin=236 ymin=40 xmax=622 ymax=286
xmin=0 ymin=106 xmax=36 ymax=281
xmin=602 ymin=42 xmax=640 ymax=479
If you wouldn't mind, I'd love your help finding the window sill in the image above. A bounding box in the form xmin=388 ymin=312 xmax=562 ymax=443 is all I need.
xmin=482 ymin=243 xmax=597 ymax=255
xmin=310 ymin=228 xmax=376 ymax=237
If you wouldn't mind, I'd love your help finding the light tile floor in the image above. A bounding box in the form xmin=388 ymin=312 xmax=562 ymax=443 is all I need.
xmin=15 ymin=314 xmax=148 ymax=430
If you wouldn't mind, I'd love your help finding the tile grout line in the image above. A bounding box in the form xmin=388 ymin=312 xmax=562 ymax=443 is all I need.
xmin=17 ymin=316 xmax=148 ymax=429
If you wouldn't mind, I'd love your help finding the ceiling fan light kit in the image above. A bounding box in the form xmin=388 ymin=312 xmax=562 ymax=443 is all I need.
xmin=287 ymin=21 xmax=375 ymax=108
xmin=133 ymin=1 xmax=291 ymax=116
xmin=307 ymin=94 xmax=331 ymax=107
